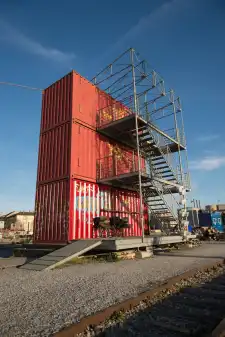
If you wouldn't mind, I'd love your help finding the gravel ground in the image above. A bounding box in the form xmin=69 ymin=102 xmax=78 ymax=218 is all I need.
xmin=79 ymin=264 xmax=225 ymax=337
xmin=0 ymin=257 xmax=27 ymax=269
xmin=0 ymin=242 xmax=225 ymax=337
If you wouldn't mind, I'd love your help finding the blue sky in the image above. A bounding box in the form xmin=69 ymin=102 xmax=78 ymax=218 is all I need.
xmin=0 ymin=0 xmax=224 ymax=212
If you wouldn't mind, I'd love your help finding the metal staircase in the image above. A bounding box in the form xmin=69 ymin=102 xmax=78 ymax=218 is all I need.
xmin=136 ymin=126 xmax=180 ymax=184
xmin=93 ymin=48 xmax=190 ymax=235
xmin=134 ymin=126 xmax=181 ymax=231
xmin=142 ymin=180 xmax=180 ymax=232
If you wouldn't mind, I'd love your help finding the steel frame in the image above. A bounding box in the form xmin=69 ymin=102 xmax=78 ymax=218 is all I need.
xmin=92 ymin=48 xmax=190 ymax=238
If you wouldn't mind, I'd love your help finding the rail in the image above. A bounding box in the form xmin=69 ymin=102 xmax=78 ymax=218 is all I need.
xmin=96 ymin=102 xmax=132 ymax=128
xmin=145 ymin=179 xmax=178 ymax=223
xmin=53 ymin=261 xmax=225 ymax=337
xmin=161 ymin=128 xmax=186 ymax=148
xmin=148 ymin=127 xmax=180 ymax=184
xmin=97 ymin=154 xmax=146 ymax=180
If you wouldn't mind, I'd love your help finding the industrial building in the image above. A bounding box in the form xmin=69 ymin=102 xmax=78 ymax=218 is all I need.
xmin=34 ymin=48 xmax=190 ymax=244
xmin=0 ymin=211 xmax=34 ymax=233
xmin=205 ymin=204 xmax=225 ymax=212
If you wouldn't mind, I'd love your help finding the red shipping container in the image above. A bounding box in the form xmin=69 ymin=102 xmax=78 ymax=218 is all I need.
xmin=34 ymin=179 xmax=147 ymax=243
xmin=41 ymin=73 xmax=72 ymax=132
xmin=35 ymin=71 xmax=147 ymax=243
xmin=72 ymin=73 xmax=98 ymax=128
xmin=34 ymin=179 xmax=70 ymax=243
xmin=37 ymin=123 xmax=71 ymax=183
xmin=71 ymin=122 xmax=97 ymax=183
xmin=38 ymin=71 xmax=145 ymax=185
xmin=97 ymin=134 xmax=145 ymax=180
xmin=71 ymin=179 xmax=147 ymax=240
xmin=97 ymin=89 xmax=131 ymax=127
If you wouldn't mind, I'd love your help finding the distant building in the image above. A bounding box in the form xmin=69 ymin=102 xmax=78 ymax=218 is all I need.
xmin=0 ymin=211 xmax=34 ymax=233
xmin=0 ymin=218 xmax=4 ymax=229
xmin=205 ymin=204 xmax=225 ymax=212
xmin=186 ymin=207 xmax=200 ymax=227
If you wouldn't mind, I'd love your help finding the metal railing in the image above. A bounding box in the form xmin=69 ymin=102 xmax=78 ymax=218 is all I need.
xmin=148 ymin=127 xmax=180 ymax=184
xmin=97 ymin=154 xmax=146 ymax=180
xmin=97 ymin=103 xmax=132 ymax=128
xmin=161 ymin=128 xmax=186 ymax=147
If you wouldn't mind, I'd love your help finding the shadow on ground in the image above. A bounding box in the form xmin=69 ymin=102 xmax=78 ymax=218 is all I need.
xmin=96 ymin=269 xmax=225 ymax=337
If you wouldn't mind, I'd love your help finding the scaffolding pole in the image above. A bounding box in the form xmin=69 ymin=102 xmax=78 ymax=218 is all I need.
xmin=130 ymin=48 xmax=145 ymax=243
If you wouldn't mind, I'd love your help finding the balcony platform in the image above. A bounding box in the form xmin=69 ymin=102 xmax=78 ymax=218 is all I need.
xmin=97 ymin=171 xmax=150 ymax=187
xmin=98 ymin=114 xmax=186 ymax=152
xmin=95 ymin=234 xmax=196 ymax=251
xmin=98 ymin=170 xmax=181 ymax=192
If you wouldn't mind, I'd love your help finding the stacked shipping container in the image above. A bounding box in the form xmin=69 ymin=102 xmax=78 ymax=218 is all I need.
xmin=34 ymin=71 xmax=147 ymax=243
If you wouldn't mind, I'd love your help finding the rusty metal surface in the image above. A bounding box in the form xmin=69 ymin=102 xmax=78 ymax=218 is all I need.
xmin=70 ymin=179 xmax=148 ymax=240
xmin=71 ymin=123 xmax=97 ymax=183
xmin=34 ymin=179 xmax=70 ymax=243
xmin=53 ymin=259 xmax=225 ymax=337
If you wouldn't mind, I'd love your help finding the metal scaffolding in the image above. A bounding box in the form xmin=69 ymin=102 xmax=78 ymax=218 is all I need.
xmin=92 ymin=48 xmax=190 ymax=237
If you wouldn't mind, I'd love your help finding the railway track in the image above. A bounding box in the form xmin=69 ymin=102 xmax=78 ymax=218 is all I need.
xmin=54 ymin=260 xmax=225 ymax=337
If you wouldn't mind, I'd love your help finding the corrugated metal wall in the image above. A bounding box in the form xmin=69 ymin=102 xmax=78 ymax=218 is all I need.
xmin=37 ymin=72 xmax=72 ymax=184
xmin=70 ymin=179 xmax=146 ymax=240
xmin=97 ymin=135 xmax=145 ymax=180
xmin=37 ymin=123 xmax=71 ymax=183
xmin=35 ymin=71 xmax=148 ymax=243
xmin=41 ymin=73 xmax=72 ymax=132
xmin=97 ymin=89 xmax=130 ymax=127
xmin=34 ymin=179 xmax=70 ymax=243
xmin=71 ymin=122 xmax=97 ymax=182
xmin=72 ymin=72 xmax=98 ymax=128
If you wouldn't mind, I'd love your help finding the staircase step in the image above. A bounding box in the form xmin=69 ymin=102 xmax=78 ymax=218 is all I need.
xmin=160 ymin=172 xmax=173 ymax=177
xmin=157 ymin=169 xmax=171 ymax=173
xmin=139 ymin=132 xmax=152 ymax=138
xmin=140 ymin=144 xmax=154 ymax=149
xmin=147 ymin=195 xmax=162 ymax=202
xmin=154 ymin=170 xmax=171 ymax=175
xmin=153 ymin=165 xmax=169 ymax=170
xmin=153 ymin=211 xmax=170 ymax=214
xmin=147 ymin=198 xmax=162 ymax=201
xmin=149 ymin=205 xmax=168 ymax=211
xmin=152 ymin=160 xmax=167 ymax=165
xmin=161 ymin=172 xmax=173 ymax=176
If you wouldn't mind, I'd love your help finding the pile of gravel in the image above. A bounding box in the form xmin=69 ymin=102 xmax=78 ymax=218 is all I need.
xmin=0 ymin=243 xmax=224 ymax=337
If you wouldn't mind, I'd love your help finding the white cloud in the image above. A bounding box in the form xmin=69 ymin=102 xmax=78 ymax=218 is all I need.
xmin=190 ymin=156 xmax=225 ymax=171
xmin=0 ymin=20 xmax=75 ymax=64
xmin=197 ymin=134 xmax=220 ymax=142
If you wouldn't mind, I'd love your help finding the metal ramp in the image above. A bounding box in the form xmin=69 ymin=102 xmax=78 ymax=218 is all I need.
xmin=19 ymin=240 xmax=102 ymax=271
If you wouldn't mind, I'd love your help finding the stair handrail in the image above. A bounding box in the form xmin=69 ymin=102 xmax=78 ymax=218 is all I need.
xmin=148 ymin=180 xmax=178 ymax=221
xmin=151 ymin=163 xmax=181 ymax=211
xmin=148 ymin=127 xmax=180 ymax=184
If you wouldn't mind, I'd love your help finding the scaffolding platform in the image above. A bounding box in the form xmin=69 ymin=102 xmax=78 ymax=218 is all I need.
xmin=95 ymin=235 xmax=195 ymax=251
xmin=97 ymin=170 xmax=150 ymax=186
xmin=98 ymin=114 xmax=186 ymax=154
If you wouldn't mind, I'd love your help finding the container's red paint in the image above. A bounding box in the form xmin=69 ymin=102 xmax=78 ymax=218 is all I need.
xmin=41 ymin=73 xmax=72 ymax=132
xmin=71 ymin=123 xmax=97 ymax=182
xmin=71 ymin=180 xmax=146 ymax=240
xmin=72 ymin=73 xmax=98 ymax=128
xmin=34 ymin=71 xmax=147 ymax=243
xmin=97 ymin=89 xmax=130 ymax=127
xmin=34 ymin=179 xmax=70 ymax=243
